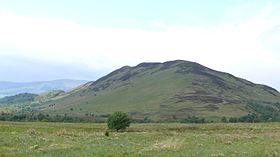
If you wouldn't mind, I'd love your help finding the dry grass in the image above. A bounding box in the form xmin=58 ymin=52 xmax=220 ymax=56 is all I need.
xmin=151 ymin=138 xmax=184 ymax=151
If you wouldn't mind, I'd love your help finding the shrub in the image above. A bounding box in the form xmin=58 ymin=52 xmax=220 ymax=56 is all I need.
xmin=181 ymin=116 xmax=206 ymax=123
xmin=27 ymin=128 xmax=38 ymax=136
xmin=104 ymin=130 xmax=109 ymax=136
xmin=107 ymin=112 xmax=130 ymax=131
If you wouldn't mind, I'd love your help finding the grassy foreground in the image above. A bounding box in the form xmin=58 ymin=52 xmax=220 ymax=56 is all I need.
xmin=0 ymin=122 xmax=280 ymax=157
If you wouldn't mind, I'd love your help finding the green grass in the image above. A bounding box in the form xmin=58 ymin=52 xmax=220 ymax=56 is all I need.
xmin=0 ymin=121 xmax=280 ymax=157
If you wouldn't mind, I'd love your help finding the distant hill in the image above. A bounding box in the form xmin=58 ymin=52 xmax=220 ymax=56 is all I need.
xmin=0 ymin=93 xmax=38 ymax=105
xmin=0 ymin=90 xmax=66 ymax=108
xmin=0 ymin=79 xmax=88 ymax=98
xmin=38 ymin=60 xmax=280 ymax=120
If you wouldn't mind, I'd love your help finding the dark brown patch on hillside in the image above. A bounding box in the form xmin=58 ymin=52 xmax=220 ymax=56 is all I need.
xmin=262 ymin=85 xmax=278 ymax=96
xmin=174 ymin=94 xmax=224 ymax=104
xmin=136 ymin=62 xmax=161 ymax=68
xmin=120 ymin=71 xmax=139 ymax=81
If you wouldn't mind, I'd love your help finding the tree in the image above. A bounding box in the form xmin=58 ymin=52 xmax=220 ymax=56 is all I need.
xmin=221 ymin=117 xmax=227 ymax=123
xmin=37 ymin=113 xmax=46 ymax=121
xmin=107 ymin=112 xmax=130 ymax=131
xmin=229 ymin=117 xmax=238 ymax=123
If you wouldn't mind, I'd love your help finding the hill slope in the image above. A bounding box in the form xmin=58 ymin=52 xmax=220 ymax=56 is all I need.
xmin=39 ymin=60 xmax=280 ymax=120
xmin=0 ymin=79 xmax=88 ymax=98
xmin=34 ymin=90 xmax=65 ymax=103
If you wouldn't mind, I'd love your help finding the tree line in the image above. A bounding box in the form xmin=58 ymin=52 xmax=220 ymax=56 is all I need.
xmin=1 ymin=101 xmax=280 ymax=123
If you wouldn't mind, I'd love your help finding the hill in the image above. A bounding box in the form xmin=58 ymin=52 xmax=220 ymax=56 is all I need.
xmin=36 ymin=60 xmax=280 ymax=120
xmin=0 ymin=93 xmax=38 ymax=106
xmin=0 ymin=79 xmax=88 ymax=98
xmin=0 ymin=91 xmax=66 ymax=113
xmin=34 ymin=90 xmax=65 ymax=103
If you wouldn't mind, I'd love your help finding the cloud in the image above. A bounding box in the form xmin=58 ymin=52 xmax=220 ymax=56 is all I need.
xmin=0 ymin=55 xmax=103 ymax=82
xmin=0 ymin=9 xmax=279 ymax=89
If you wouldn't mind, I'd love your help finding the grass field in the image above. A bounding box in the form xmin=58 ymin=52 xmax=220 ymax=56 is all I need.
xmin=0 ymin=122 xmax=280 ymax=157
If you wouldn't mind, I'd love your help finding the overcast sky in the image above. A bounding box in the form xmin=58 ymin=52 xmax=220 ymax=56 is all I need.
xmin=0 ymin=0 xmax=279 ymax=90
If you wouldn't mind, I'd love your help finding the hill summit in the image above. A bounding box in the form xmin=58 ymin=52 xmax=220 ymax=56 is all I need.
xmin=40 ymin=60 xmax=280 ymax=120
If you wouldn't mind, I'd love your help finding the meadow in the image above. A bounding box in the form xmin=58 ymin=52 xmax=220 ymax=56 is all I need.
xmin=0 ymin=122 xmax=280 ymax=157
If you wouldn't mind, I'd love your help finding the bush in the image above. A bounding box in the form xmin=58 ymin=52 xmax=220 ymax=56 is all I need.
xmin=104 ymin=130 xmax=109 ymax=136
xmin=107 ymin=112 xmax=130 ymax=131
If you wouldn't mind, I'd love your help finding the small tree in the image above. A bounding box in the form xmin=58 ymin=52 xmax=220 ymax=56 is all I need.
xmin=37 ymin=113 xmax=46 ymax=121
xmin=229 ymin=117 xmax=238 ymax=123
xmin=221 ymin=117 xmax=227 ymax=123
xmin=107 ymin=112 xmax=130 ymax=132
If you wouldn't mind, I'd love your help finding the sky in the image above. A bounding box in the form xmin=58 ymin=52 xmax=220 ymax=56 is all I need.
xmin=0 ymin=0 xmax=279 ymax=90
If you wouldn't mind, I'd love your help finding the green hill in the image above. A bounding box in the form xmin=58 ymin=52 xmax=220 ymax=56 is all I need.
xmin=0 ymin=90 xmax=65 ymax=108
xmin=38 ymin=60 xmax=280 ymax=120
xmin=0 ymin=93 xmax=38 ymax=106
